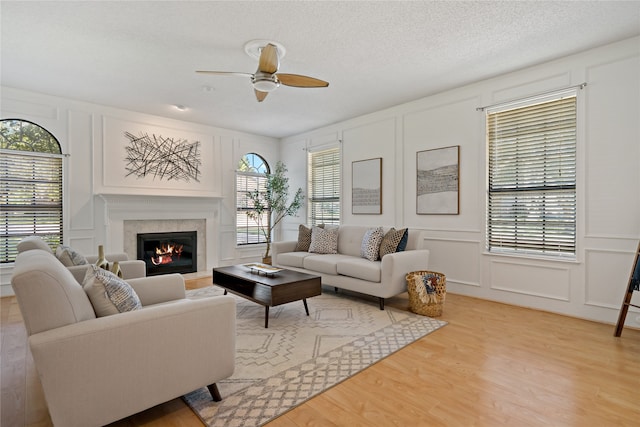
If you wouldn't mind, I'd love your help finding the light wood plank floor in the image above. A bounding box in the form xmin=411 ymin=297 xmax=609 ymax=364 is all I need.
xmin=2 ymin=276 xmax=639 ymax=426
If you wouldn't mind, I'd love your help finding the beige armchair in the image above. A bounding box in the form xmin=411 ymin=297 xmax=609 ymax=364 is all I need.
xmin=11 ymin=248 xmax=236 ymax=427
xmin=16 ymin=235 xmax=146 ymax=281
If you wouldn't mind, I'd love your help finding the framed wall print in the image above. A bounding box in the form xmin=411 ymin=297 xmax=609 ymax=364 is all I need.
xmin=416 ymin=145 xmax=459 ymax=214
xmin=352 ymin=157 xmax=382 ymax=214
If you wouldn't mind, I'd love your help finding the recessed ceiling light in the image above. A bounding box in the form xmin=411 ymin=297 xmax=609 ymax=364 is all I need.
xmin=174 ymin=104 xmax=187 ymax=111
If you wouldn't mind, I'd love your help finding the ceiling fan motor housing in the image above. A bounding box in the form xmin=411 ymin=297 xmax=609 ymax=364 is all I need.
xmin=252 ymin=72 xmax=280 ymax=92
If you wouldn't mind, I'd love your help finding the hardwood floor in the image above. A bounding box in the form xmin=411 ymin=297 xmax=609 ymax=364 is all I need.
xmin=2 ymin=276 xmax=639 ymax=426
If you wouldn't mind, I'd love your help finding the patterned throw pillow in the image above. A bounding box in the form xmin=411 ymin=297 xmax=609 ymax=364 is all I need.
xmin=294 ymin=224 xmax=324 ymax=251
xmin=83 ymin=265 xmax=142 ymax=317
xmin=55 ymin=245 xmax=89 ymax=266
xmin=360 ymin=227 xmax=384 ymax=261
xmin=309 ymin=226 xmax=338 ymax=254
xmin=379 ymin=228 xmax=409 ymax=258
xmin=295 ymin=225 xmax=313 ymax=251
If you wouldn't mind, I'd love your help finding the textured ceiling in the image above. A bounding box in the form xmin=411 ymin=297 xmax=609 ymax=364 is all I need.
xmin=2 ymin=1 xmax=639 ymax=138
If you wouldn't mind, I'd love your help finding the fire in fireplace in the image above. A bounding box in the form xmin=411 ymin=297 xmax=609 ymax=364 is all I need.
xmin=137 ymin=231 xmax=197 ymax=276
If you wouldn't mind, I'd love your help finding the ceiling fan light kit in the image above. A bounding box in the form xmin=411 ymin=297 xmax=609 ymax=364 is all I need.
xmin=252 ymin=73 xmax=280 ymax=92
xmin=197 ymin=40 xmax=328 ymax=102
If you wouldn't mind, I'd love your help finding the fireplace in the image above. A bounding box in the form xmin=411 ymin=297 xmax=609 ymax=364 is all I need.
xmin=137 ymin=231 xmax=197 ymax=276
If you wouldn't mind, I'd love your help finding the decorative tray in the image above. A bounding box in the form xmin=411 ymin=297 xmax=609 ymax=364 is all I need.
xmin=244 ymin=263 xmax=283 ymax=276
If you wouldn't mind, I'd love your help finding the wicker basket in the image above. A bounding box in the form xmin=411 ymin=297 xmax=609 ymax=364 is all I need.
xmin=406 ymin=270 xmax=446 ymax=317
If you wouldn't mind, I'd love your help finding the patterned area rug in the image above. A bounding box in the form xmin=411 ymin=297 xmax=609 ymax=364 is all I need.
xmin=183 ymin=285 xmax=447 ymax=427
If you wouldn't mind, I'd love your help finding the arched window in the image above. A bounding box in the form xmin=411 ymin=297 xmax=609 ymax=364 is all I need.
xmin=236 ymin=153 xmax=270 ymax=245
xmin=0 ymin=119 xmax=63 ymax=263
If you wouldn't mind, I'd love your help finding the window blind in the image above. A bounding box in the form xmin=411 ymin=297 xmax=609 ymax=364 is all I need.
xmin=308 ymin=147 xmax=340 ymax=226
xmin=487 ymin=95 xmax=576 ymax=257
xmin=1 ymin=150 xmax=63 ymax=262
xmin=236 ymin=172 xmax=268 ymax=245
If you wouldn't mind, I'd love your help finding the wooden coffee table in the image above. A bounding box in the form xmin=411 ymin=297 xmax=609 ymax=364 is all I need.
xmin=212 ymin=265 xmax=321 ymax=328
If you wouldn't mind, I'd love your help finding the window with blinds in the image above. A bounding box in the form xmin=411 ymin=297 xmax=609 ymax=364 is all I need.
xmin=236 ymin=153 xmax=270 ymax=245
xmin=0 ymin=119 xmax=63 ymax=263
xmin=487 ymin=94 xmax=577 ymax=257
xmin=308 ymin=147 xmax=340 ymax=226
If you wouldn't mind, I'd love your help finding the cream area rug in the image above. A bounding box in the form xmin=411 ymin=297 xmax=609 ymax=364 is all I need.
xmin=183 ymin=285 xmax=447 ymax=427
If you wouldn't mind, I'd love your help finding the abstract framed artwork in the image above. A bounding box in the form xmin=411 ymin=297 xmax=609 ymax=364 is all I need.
xmin=100 ymin=116 xmax=220 ymax=197
xmin=352 ymin=157 xmax=382 ymax=214
xmin=416 ymin=145 xmax=459 ymax=214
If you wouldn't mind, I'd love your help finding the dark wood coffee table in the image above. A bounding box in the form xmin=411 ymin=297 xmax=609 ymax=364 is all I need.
xmin=212 ymin=265 xmax=321 ymax=328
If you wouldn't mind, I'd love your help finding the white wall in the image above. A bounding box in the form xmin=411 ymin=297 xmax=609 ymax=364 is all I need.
xmin=280 ymin=36 xmax=640 ymax=327
xmin=0 ymin=88 xmax=278 ymax=295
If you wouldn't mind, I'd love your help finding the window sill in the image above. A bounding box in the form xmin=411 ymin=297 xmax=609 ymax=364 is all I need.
xmin=482 ymin=250 xmax=579 ymax=264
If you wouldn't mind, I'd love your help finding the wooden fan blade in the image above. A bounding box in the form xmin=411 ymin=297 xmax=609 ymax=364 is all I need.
xmin=277 ymin=73 xmax=329 ymax=88
xmin=255 ymin=89 xmax=268 ymax=102
xmin=258 ymin=44 xmax=279 ymax=74
xmin=196 ymin=70 xmax=253 ymax=78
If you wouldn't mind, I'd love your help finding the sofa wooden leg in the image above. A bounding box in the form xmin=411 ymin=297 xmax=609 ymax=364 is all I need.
xmin=379 ymin=298 xmax=385 ymax=310
xmin=207 ymin=383 xmax=222 ymax=401
xmin=334 ymin=287 xmax=339 ymax=293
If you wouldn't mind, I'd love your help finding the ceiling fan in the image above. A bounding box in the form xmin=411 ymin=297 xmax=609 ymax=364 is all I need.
xmin=196 ymin=41 xmax=329 ymax=102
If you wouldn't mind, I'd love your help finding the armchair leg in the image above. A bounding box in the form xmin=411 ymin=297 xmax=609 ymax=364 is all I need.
xmin=207 ymin=383 xmax=222 ymax=402
xmin=379 ymin=297 xmax=385 ymax=310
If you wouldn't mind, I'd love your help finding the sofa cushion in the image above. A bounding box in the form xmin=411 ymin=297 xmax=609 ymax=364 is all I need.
xmin=337 ymin=226 xmax=371 ymax=257
xmin=360 ymin=227 xmax=384 ymax=261
xmin=83 ymin=265 xmax=142 ymax=317
xmin=277 ymin=251 xmax=315 ymax=268
xmin=336 ymin=257 xmax=382 ymax=282
xmin=379 ymin=228 xmax=409 ymax=258
xmin=309 ymin=226 xmax=338 ymax=254
xmin=55 ymin=245 xmax=89 ymax=266
xmin=303 ymin=254 xmax=352 ymax=275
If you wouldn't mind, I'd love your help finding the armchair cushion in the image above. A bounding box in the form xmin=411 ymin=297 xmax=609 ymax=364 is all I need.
xmin=83 ymin=265 xmax=142 ymax=317
xmin=55 ymin=245 xmax=88 ymax=266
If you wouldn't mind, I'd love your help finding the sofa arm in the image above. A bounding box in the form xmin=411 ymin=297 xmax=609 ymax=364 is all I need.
xmin=118 ymin=259 xmax=146 ymax=279
xmin=127 ymin=273 xmax=186 ymax=306
xmin=271 ymin=240 xmax=298 ymax=265
xmin=28 ymin=296 xmax=236 ymax=427
xmin=381 ymin=249 xmax=431 ymax=298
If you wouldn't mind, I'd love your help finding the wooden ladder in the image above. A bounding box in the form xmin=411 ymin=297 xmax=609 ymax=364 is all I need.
xmin=614 ymin=240 xmax=640 ymax=337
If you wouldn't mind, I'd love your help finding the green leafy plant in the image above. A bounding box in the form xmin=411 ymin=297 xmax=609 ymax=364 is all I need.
xmin=246 ymin=161 xmax=304 ymax=261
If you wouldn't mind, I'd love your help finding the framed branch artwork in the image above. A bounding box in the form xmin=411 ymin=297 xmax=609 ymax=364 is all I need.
xmin=100 ymin=116 xmax=220 ymax=197
xmin=416 ymin=146 xmax=459 ymax=214
xmin=352 ymin=157 xmax=382 ymax=214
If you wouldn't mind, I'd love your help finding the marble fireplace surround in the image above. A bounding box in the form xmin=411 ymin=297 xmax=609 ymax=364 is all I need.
xmin=97 ymin=195 xmax=219 ymax=273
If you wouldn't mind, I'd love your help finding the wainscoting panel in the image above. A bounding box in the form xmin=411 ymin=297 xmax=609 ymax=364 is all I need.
xmin=585 ymin=248 xmax=640 ymax=309
xmin=424 ymin=238 xmax=481 ymax=288
xmin=489 ymin=259 xmax=571 ymax=301
xmin=67 ymin=110 xmax=95 ymax=231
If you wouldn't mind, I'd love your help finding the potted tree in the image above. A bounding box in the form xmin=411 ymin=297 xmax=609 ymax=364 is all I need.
xmin=246 ymin=161 xmax=304 ymax=264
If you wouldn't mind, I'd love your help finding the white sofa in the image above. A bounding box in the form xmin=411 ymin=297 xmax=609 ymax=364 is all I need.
xmin=11 ymin=248 xmax=236 ymax=427
xmin=272 ymin=225 xmax=430 ymax=309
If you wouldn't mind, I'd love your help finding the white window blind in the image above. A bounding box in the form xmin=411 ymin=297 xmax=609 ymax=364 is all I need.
xmin=487 ymin=95 xmax=577 ymax=257
xmin=1 ymin=119 xmax=63 ymax=263
xmin=236 ymin=153 xmax=269 ymax=245
xmin=308 ymin=147 xmax=340 ymax=226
